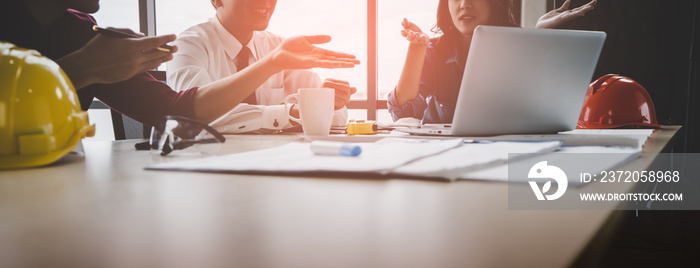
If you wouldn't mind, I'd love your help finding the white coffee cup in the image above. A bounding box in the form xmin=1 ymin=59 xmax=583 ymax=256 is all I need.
xmin=284 ymin=88 xmax=335 ymax=136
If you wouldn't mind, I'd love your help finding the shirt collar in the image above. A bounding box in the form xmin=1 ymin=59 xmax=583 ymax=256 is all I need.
xmin=210 ymin=16 xmax=259 ymax=61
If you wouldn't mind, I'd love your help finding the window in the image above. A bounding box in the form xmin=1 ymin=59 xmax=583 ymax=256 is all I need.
xmin=93 ymin=0 xmax=140 ymax=30
xmin=155 ymin=0 xmax=213 ymax=37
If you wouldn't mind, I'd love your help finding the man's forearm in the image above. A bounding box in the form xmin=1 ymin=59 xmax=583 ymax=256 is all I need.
xmin=193 ymin=55 xmax=282 ymax=123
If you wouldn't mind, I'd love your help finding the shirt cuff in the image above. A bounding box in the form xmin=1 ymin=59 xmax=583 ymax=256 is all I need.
xmin=387 ymin=88 xmax=426 ymax=121
xmin=331 ymin=107 xmax=348 ymax=126
xmin=261 ymin=104 xmax=294 ymax=130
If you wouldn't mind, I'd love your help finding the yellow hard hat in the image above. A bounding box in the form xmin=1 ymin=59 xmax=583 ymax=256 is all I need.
xmin=0 ymin=42 xmax=95 ymax=169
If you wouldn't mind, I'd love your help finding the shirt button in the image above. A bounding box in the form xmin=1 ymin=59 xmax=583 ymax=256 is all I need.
xmin=439 ymin=104 xmax=444 ymax=108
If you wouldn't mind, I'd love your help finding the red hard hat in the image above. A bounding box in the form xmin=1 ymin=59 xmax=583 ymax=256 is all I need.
xmin=577 ymin=74 xmax=660 ymax=129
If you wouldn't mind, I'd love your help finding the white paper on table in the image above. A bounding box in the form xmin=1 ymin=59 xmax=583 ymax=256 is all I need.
xmin=389 ymin=132 xmax=648 ymax=147
xmin=147 ymin=138 xmax=464 ymax=175
xmin=558 ymin=129 xmax=655 ymax=148
xmin=458 ymin=146 xmax=642 ymax=185
xmin=392 ymin=141 xmax=562 ymax=181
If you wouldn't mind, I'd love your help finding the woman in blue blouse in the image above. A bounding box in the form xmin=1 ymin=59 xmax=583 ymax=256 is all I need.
xmin=388 ymin=0 xmax=597 ymax=123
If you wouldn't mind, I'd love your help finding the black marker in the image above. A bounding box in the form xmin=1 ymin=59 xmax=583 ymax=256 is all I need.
xmin=92 ymin=25 xmax=174 ymax=53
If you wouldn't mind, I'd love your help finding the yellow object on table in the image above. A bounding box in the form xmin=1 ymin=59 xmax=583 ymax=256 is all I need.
xmin=346 ymin=120 xmax=377 ymax=135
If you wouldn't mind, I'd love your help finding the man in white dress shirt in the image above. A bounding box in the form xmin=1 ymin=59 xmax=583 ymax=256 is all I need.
xmin=167 ymin=0 xmax=358 ymax=133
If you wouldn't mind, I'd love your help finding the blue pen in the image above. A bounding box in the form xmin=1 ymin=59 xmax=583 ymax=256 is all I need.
xmin=463 ymin=139 xmax=493 ymax=144
xmin=310 ymin=141 xmax=362 ymax=157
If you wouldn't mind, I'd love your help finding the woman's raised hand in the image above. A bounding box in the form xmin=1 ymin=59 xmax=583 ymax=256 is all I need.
xmin=401 ymin=18 xmax=429 ymax=46
xmin=536 ymin=0 xmax=597 ymax=29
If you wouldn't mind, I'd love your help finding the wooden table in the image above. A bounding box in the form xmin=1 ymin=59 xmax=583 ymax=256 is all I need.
xmin=0 ymin=126 xmax=681 ymax=268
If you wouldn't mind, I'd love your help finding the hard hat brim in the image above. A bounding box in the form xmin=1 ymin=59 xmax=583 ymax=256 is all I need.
xmin=577 ymin=121 xmax=662 ymax=129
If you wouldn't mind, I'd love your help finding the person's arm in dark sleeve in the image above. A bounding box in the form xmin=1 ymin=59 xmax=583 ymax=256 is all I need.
xmin=88 ymin=72 xmax=197 ymax=127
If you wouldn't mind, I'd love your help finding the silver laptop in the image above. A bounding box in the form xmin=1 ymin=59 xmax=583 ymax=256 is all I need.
xmin=399 ymin=26 xmax=606 ymax=136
